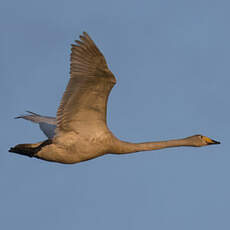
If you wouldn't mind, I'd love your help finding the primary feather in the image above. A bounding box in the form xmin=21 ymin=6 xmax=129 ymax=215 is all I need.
xmin=15 ymin=111 xmax=56 ymax=138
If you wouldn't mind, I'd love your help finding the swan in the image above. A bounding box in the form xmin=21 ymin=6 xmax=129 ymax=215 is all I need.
xmin=9 ymin=32 xmax=220 ymax=164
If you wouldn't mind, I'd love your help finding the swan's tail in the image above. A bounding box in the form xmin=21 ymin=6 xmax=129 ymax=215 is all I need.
xmin=9 ymin=139 xmax=52 ymax=158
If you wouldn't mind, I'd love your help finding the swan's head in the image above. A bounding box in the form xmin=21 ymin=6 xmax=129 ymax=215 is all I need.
xmin=186 ymin=135 xmax=220 ymax=147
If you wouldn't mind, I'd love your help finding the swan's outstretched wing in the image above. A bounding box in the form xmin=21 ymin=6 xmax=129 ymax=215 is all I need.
xmin=56 ymin=32 xmax=116 ymax=134
xmin=16 ymin=111 xmax=56 ymax=138
xmin=16 ymin=111 xmax=56 ymax=124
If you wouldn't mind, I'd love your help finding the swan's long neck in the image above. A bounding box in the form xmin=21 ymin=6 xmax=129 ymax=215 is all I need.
xmin=112 ymin=137 xmax=194 ymax=154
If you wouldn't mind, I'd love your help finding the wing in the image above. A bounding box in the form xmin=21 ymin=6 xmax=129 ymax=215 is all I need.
xmin=15 ymin=111 xmax=56 ymax=138
xmin=15 ymin=111 xmax=56 ymax=125
xmin=56 ymin=32 xmax=116 ymax=134
xmin=39 ymin=123 xmax=56 ymax=138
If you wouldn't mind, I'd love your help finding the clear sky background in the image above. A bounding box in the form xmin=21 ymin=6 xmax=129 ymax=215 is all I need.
xmin=1 ymin=0 xmax=229 ymax=229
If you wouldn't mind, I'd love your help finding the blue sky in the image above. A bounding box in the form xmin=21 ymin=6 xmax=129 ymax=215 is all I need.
xmin=1 ymin=0 xmax=229 ymax=229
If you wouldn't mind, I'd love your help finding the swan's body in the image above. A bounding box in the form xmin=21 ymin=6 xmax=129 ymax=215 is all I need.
xmin=9 ymin=32 xmax=220 ymax=164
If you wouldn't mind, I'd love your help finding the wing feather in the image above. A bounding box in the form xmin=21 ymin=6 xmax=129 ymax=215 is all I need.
xmin=56 ymin=32 xmax=116 ymax=134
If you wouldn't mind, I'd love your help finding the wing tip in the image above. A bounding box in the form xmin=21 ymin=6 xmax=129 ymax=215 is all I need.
xmin=75 ymin=31 xmax=96 ymax=49
xmin=14 ymin=111 xmax=40 ymax=119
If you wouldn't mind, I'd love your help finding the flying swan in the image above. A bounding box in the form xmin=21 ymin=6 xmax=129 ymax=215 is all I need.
xmin=9 ymin=32 xmax=220 ymax=164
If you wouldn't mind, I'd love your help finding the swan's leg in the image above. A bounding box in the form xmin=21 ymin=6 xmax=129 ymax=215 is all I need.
xmin=9 ymin=139 xmax=52 ymax=158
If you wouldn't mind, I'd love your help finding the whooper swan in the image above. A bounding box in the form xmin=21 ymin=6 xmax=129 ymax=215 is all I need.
xmin=9 ymin=32 xmax=220 ymax=164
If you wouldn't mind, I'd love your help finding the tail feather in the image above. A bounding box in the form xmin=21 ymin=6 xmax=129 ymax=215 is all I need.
xmin=9 ymin=139 xmax=52 ymax=158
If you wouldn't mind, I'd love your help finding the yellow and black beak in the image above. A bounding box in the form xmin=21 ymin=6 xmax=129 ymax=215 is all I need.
xmin=203 ymin=136 xmax=221 ymax=145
